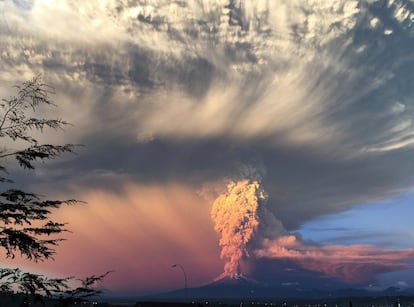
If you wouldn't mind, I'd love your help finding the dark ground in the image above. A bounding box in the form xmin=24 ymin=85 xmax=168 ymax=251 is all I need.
xmin=3 ymin=292 xmax=414 ymax=307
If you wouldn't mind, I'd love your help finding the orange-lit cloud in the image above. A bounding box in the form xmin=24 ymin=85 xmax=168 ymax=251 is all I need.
xmin=211 ymin=179 xmax=266 ymax=278
xmin=256 ymin=235 xmax=414 ymax=284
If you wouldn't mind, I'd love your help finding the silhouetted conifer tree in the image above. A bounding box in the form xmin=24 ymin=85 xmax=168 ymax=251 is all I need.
xmin=0 ymin=76 xmax=109 ymax=305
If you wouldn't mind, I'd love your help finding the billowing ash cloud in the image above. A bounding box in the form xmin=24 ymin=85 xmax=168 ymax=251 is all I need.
xmin=211 ymin=178 xmax=266 ymax=278
xmin=256 ymin=236 xmax=414 ymax=284
xmin=212 ymin=172 xmax=414 ymax=283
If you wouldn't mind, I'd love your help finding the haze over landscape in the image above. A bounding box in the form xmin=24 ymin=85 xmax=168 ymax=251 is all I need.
xmin=2 ymin=0 xmax=414 ymax=298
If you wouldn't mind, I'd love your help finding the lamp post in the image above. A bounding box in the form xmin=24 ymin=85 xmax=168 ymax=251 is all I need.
xmin=171 ymin=263 xmax=187 ymax=289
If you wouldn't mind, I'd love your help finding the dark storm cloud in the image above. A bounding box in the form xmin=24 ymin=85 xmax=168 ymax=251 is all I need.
xmin=2 ymin=0 xmax=414 ymax=231
xmin=35 ymin=132 xmax=414 ymax=230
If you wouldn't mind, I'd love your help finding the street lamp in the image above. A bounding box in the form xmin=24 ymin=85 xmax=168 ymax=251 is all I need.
xmin=171 ymin=263 xmax=187 ymax=289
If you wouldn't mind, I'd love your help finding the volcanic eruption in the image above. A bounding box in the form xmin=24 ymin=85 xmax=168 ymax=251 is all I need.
xmin=210 ymin=172 xmax=414 ymax=284
xmin=211 ymin=177 xmax=267 ymax=279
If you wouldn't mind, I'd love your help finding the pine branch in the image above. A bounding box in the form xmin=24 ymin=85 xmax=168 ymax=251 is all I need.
xmin=0 ymin=268 xmax=70 ymax=296
xmin=0 ymin=189 xmax=80 ymax=260
xmin=0 ymin=76 xmax=110 ymax=302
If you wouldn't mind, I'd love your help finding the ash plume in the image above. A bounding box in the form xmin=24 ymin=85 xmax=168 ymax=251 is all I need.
xmin=211 ymin=171 xmax=414 ymax=283
xmin=211 ymin=177 xmax=267 ymax=279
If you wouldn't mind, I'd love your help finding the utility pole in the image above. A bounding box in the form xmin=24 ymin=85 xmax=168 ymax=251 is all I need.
xmin=171 ymin=263 xmax=187 ymax=289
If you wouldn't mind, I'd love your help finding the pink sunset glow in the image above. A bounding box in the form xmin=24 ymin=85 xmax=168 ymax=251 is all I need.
xmin=6 ymin=183 xmax=223 ymax=293
xmin=256 ymin=237 xmax=414 ymax=283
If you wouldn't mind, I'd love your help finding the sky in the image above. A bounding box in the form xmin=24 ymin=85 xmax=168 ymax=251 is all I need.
xmin=1 ymin=0 xmax=414 ymax=296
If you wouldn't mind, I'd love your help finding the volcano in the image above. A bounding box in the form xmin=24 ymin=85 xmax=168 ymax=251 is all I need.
xmin=145 ymin=273 xmax=414 ymax=302
xmin=152 ymin=275 xmax=310 ymax=300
